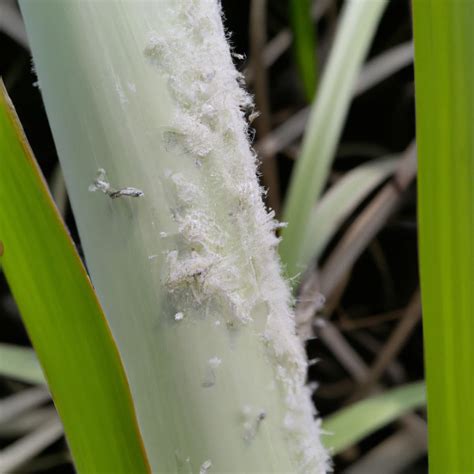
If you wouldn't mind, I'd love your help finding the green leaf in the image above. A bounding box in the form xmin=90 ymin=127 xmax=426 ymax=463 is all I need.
xmin=322 ymin=382 xmax=426 ymax=455
xmin=0 ymin=344 xmax=45 ymax=385
xmin=280 ymin=0 xmax=388 ymax=278
xmin=300 ymin=157 xmax=397 ymax=269
xmin=413 ymin=2 xmax=474 ymax=472
xmin=0 ymin=81 xmax=150 ymax=473
xmin=290 ymin=0 xmax=317 ymax=101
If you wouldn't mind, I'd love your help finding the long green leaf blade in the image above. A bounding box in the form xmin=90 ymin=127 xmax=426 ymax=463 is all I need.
xmin=0 ymin=82 xmax=149 ymax=473
xmin=290 ymin=0 xmax=317 ymax=101
xmin=281 ymin=0 xmax=387 ymax=278
xmin=322 ymin=382 xmax=426 ymax=455
xmin=413 ymin=2 xmax=474 ymax=472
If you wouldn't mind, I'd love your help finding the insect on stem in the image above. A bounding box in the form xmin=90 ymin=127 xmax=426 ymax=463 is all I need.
xmin=88 ymin=168 xmax=144 ymax=199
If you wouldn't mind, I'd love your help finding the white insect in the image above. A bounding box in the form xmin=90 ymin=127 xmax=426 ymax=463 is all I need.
xmin=202 ymin=357 xmax=222 ymax=388
xmin=89 ymin=168 xmax=144 ymax=199
xmin=208 ymin=356 xmax=222 ymax=369
xmin=241 ymin=405 xmax=266 ymax=442
xmin=199 ymin=460 xmax=212 ymax=474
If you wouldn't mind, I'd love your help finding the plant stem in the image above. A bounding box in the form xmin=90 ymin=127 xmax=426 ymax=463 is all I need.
xmin=20 ymin=1 xmax=328 ymax=472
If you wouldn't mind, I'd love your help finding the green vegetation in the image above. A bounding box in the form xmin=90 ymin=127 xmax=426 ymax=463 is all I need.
xmin=323 ymin=382 xmax=425 ymax=455
xmin=290 ymin=0 xmax=318 ymax=101
xmin=281 ymin=0 xmax=388 ymax=278
xmin=3 ymin=0 xmax=471 ymax=472
xmin=413 ymin=2 xmax=474 ymax=471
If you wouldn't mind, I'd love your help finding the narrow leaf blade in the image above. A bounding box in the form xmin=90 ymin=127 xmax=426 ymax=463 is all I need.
xmin=281 ymin=0 xmax=388 ymax=278
xmin=290 ymin=0 xmax=318 ymax=101
xmin=301 ymin=157 xmax=397 ymax=267
xmin=322 ymin=382 xmax=426 ymax=455
xmin=413 ymin=2 xmax=474 ymax=471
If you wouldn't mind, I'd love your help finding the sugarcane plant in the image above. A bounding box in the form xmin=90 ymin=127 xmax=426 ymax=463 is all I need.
xmin=3 ymin=0 xmax=330 ymax=472
xmin=0 ymin=0 xmax=438 ymax=472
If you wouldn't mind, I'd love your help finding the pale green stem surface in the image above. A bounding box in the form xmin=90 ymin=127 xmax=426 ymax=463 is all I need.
xmin=280 ymin=0 xmax=387 ymax=279
xmin=20 ymin=1 xmax=328 ymax=472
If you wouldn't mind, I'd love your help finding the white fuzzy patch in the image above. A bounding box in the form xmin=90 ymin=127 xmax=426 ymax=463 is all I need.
xmin=114 ymin=75 xmax=129 ymax=107
xmin=202 ymin=356 xmax=222 ymax=388
xmin=199 ymin=460 xmax=212 ymax=474
xmin=144 ymin=1 xmax=328 ymax=472
xmin=208 ymin=356 xmax=222 ymax=369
